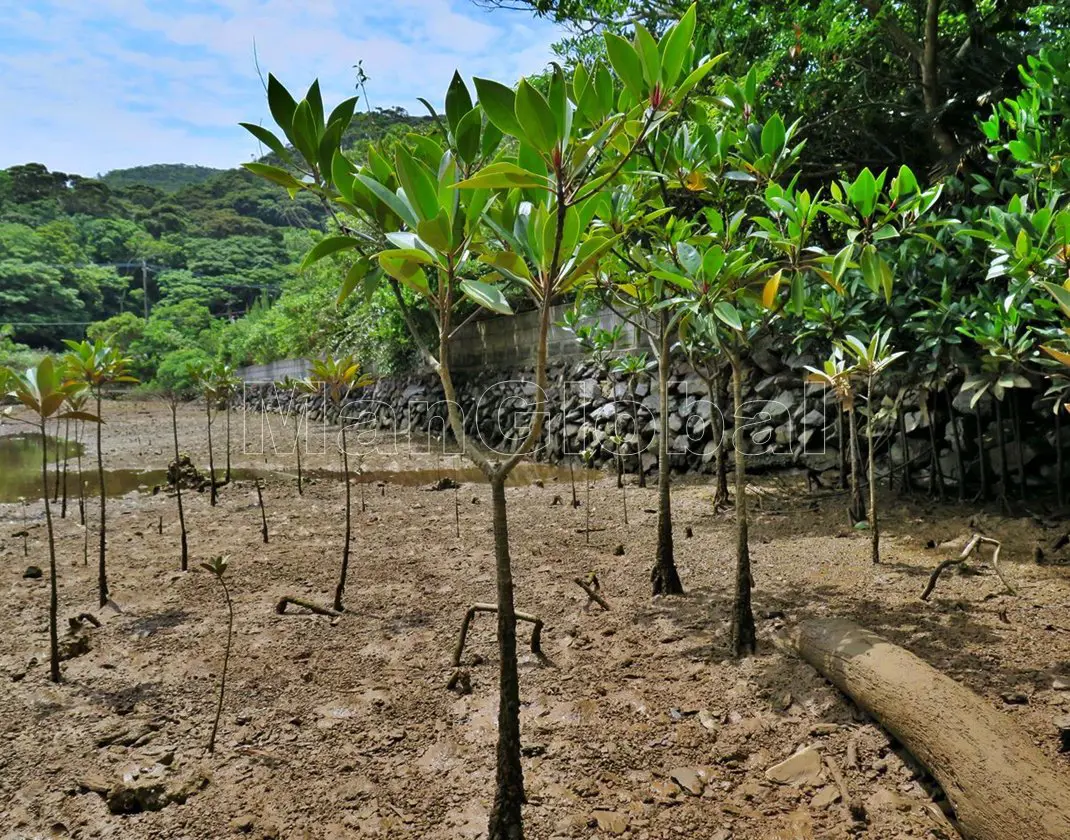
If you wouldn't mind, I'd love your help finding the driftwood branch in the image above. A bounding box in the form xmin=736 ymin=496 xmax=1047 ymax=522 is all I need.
xmin=452 ymin=603 xmax=544 ymax=666
xmin=921 ymin=533 xmax=1016 ymax=601
xmin=275 ymin=596 xmax=341 ymax=618
xmin=574 ymin=574 xmax=610 ymax=611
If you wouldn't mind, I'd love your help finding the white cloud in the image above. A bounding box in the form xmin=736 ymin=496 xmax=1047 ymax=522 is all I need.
xmin=0 ymin=0 xmax=562 ymax=174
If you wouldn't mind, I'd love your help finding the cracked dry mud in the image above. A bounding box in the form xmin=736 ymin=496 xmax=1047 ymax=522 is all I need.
xmin=2 ymin=398 xmax=1070 ymax=839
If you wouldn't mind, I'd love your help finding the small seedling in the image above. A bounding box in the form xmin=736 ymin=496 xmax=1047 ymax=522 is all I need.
xmin=255 ymin=479 xmax=269 ymax=544
xmin=201 ymin=555 xmax=233 ymax=755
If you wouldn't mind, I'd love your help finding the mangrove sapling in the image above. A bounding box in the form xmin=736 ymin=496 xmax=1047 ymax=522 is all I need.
xmin=60 ymin=414 xmax=70 ymax=517
xmin=212 ymin=363 xmax=240 ymax=485
xmin=193 ymin=363 xmax=220 ymax=506
xmin=244 ymin=26 xmax=716 ymax=832
xmin=156 ymin=369 xmax=194 ymax=571
xmin=63 ymin=339 xmax=138 ymax=607
xmin=70 ymin=392 xmax=87 ymax=526
xmin=679 ymin=312 xmax=731 ymax=508
xmin=300 ymin=356 xmax=373 ymax=613
xmin=581 ymin=448 xmax=594 ymax=545
xmin=609 ymin=433 xmax=629 ymax=524
xmin=598 ymin=225 xmax=694 ymax=596
xmin=201 ymin=555 xmax=233 ymax=754
xmin=806 ymin=348 xmax=860 ymax=525
xmin=255 ymin=479 xmax=269 ymax=544
xmin=610 ymin=353 xmax=651 ymax=487
xmin=569 ymin=461 xmax=580 ymax=508
xmin=277 ymin=377 xmax=305 ymax=495
xmin=841 ymin=331 xmax=905 ymax=564
xmin=2 ymin=357 xmax=98 ymax=683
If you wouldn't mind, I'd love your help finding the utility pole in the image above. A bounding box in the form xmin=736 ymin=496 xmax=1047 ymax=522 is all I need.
xmin=141 ymin=258 xmax=149 ymax=320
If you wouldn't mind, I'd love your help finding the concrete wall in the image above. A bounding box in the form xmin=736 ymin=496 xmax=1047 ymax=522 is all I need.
xmin=235 ymin=358 xmax=312 ymax=384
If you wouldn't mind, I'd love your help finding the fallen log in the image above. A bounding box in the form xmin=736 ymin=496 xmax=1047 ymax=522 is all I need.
xmin=792 ymin=618 xmax=1070 ymax=840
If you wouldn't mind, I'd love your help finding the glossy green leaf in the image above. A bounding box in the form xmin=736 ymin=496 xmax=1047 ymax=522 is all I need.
xmin=338 ymin=257 xmax=371 ymax=305
xmin=267 ymin=74 xmax=298 ymax=136
xmin=634 ymin=24 xmax=661 ymax=89
xmin=453 ymin=161 xmax=550 ymax=190
xmin=460 ymin=278 xmax=512 ymax=314
xmin=445 ymin=71 xmax=473 ymax=133
xmin=394 ymin=145 xmax=440 ymax=222
xmin=604 ymin=33 xmax=645 ymax=102
xmin=713 ymin=301 xmax=742 ymax=331
xmin=242 ymin=163 xmax=304 ymax=191
xmin=291 ymin=99 xmax=320 ymax=167
xmin=300 ymin=235 xmax=362 ymax=269
xmin=327 ymin=97 xmax=358 ymax=133
xmin=355 ymin=173 xmax=419 ymax=228
xmin=658 ymin=3 xmax=695 ymax=88
xmin=515 ymin=79 xmax=557 ymax=155
xmin=239 ymin=123 xmax=291 ymax=161
xmin=474 ymin=77 xmax=522 ymax=138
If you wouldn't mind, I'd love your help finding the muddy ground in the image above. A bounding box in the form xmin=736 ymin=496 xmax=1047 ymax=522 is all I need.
xmin=2 ymin=398 xmax=1070 ymax=839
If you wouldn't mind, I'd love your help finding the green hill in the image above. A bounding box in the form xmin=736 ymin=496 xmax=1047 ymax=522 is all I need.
xmin=100 ymin=163 xmax=226 ymax=193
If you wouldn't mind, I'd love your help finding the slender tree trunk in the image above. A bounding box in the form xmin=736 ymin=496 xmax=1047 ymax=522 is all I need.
xmin=729 ymin=352 xmax=755 ymax=657
xmin=52 ymin=425 xmax=61 ymax=503
xmin=1011 ymin=395 xmax=1026 ymax=501
xmin=977 ymin=412 xmax=988 ymax=500
xmin=76 ymin=421 xmax=86 ymax=526
xmin=897 ymin=407 xmax=912 ymax=493
xmin=41 ymin=418 xmax=61 ymax=683
xmin=171 ymin=401 xmax=189 ymax=572
xmin=631 ymin=376 xmax=646 ymax=488
xmin=925 ymin=390 xmax=944 ymax=500
xmin=712 ymin=369 xmax=729 ymax=505
xmin=868 ymin=374 xmax=880 ymax=564
xmin=1057 ymin=409 xmax=1065 ymax=509
xmin=95 ymin=391 xmax=108 ymax=607
xmin=206 ymin=399 xmax=217 ymax=506
xmin=620 ymin=460 xmax=628 ymax=525
xmin=836 ymin=407 xmax=848 ymax=489
xmin=996 ymin=399 xmax=1009 ymax=499
xmin=944 ymin=382 xmax=966 ymax=501
xmin=335 ymin=424 xmax=351 ymax=613
xmin=294 ymin=408 xmax=303 ymax=496
xmin=225 ymin=403 xmax=232 ymax=483
xmin=921 ymin=0 xmax=957 ymax=156
xmin=60 ymin=415 xmax=69 ymax=517
xmin=848 ymin=405 xmax=865 ymax=523
xmin=651 ymin=325 xmax=682 ymax=596
xmin=487 ymin=475 xmax=524 ymax=839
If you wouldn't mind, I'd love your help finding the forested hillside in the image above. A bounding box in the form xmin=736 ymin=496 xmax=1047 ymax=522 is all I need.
xmin=100 ymin=164 xmax=225 ymax=193
xmin=0 ymin=107 xmax=430 ymax=379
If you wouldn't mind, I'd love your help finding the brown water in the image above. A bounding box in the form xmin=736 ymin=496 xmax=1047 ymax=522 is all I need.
xmin=0 ymin=433 xmax=589 ymax=503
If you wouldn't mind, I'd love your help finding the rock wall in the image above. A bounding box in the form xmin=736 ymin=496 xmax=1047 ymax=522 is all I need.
xmin=238 ymin=347 xmax=1065 ymax=491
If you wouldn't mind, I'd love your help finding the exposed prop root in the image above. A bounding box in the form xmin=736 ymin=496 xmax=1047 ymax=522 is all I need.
xmin=68 ymin=612 xmax=102 ymax=632
xmin=452 ymin=603 xmax=544 ymax=667
xmin=275 ymin=596 xmax=341 ymax=618
xmin=574 ymin=574 xmax=610 ymax=611
xmin=921 ymin=533 xmax=1016 ymax=601
xmin=446 ymin=668 xmax=472 ymax=695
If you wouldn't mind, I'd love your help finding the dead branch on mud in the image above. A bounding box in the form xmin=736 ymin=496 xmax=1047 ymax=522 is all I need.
xmin=574 ymin=574 xmax=610 ymax=611
xmin=275 ymin=596 xmax=341 ymax=618
xmin=921 ymin=533 xmax=1017 ymax=601
xmin=452 ymin=603 xmax=544 ymax=666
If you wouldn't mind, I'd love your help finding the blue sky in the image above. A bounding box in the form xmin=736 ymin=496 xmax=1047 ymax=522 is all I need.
xmin=0 ymin=0 xmax=563 ymax=176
